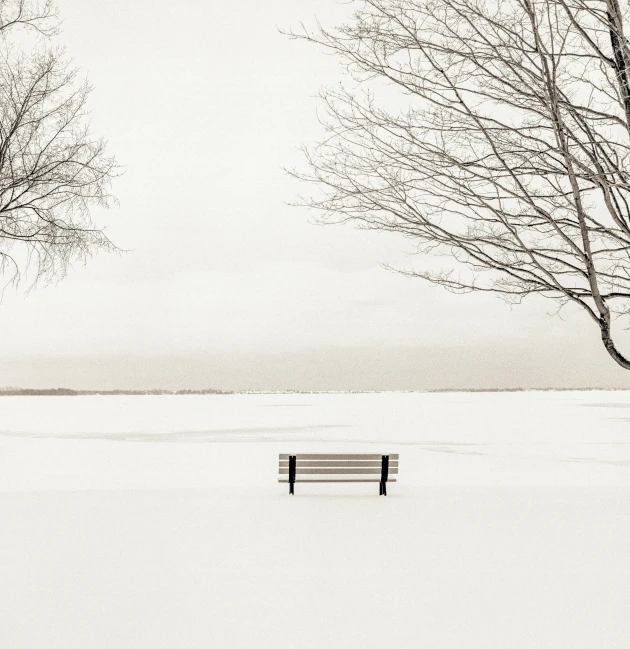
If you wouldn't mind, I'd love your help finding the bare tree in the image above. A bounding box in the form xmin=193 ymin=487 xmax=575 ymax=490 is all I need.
xmin=288 ymin=0 xmax=630 ymax=369
xmin=0 ymin=0 xmax=119 ymax=285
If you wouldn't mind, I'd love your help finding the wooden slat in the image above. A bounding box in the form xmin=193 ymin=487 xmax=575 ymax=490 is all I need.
xmin=279 ymin=460 xmax=397 ymax=468
xmin=279 ymin=467 xmax=399 ymax=475
xmin=278 ymin=454 xmax=399 ymax=460
xmin=278 ymin=477 xmax=396 ymax=484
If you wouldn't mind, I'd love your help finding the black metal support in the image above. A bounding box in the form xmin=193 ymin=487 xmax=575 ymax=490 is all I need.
xmin=289 ymin=455 xmax=296 ymax=495
xmin=380 ymin=455 xmax=389 ymax=496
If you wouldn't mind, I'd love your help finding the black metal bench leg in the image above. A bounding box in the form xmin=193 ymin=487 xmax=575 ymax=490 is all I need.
xmin=380 ymin=455 xmax=389 ymax=496
xmin=289 ymin=455 xmax=296 ymax=495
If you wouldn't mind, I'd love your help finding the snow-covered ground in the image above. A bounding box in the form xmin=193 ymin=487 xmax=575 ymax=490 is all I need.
xmin=1 ymin=391 xmax=629 ymax=648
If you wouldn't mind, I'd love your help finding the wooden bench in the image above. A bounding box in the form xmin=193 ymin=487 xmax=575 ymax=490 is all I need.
xmin=278 ymin=453 xmax=399 ymax=495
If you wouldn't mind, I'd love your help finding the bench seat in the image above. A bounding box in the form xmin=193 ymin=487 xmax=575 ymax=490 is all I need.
xmin=278 ymin=453 xmax=398 ymax=495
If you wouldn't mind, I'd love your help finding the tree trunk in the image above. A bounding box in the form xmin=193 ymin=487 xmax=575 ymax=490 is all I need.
xmin=600 ymin=315 xmax=630 ymax=369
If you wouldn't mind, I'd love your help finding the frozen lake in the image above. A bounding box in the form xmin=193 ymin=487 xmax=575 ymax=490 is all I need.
xmin=2 ymin=390 xmax=630 ymax=490
xmin=1 ymin=391 xmax=629 ymax=648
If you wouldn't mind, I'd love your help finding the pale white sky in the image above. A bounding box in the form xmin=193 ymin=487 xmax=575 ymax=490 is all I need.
xmin=1 ymin=0 xmax=630 ymax=390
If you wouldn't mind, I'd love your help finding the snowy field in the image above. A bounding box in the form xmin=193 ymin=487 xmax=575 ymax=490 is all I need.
xmin=1 ymin=391 xmax=629 ymax=649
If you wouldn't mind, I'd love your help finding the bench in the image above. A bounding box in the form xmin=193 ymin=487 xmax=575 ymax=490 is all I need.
xmin=278 ymin=453 xmax=399 ymax=495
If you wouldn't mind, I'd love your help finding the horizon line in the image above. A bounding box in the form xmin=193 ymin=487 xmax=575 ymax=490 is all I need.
xmin=2 ymin=387 xmax=630 ymax=396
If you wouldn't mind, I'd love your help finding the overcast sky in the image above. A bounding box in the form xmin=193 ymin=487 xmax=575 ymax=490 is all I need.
xmin=2 ymin=0 xmax=630 ymax=390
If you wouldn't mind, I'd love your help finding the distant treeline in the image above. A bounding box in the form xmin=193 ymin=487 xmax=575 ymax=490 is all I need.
xmin=0 ymin=388 xmax=231 ymax=396
xmin=1 ymin=387 xmax=628 ymax=396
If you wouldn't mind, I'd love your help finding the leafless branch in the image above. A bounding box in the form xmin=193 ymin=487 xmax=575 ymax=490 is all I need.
xmin=0 ymin=0 xmax=119 ymax=286
xmin=286 ymin=0 xmax=630 ymax=369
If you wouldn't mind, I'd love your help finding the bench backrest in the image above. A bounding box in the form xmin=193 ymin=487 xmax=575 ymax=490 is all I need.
xmin=278 ymin=453 xmax=399 ymax=483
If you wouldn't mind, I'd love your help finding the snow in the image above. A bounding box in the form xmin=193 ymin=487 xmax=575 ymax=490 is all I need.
xmin=1 ymin=391 xmax=629 ymax=648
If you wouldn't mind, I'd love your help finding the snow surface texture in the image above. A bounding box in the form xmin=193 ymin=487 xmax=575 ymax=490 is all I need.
xmin=1 ymin=391 xmax=629 ymax=648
